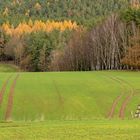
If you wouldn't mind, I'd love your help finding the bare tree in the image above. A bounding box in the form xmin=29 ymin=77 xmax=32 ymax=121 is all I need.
xmin=50 ymin=14 xmax=133 ymax=71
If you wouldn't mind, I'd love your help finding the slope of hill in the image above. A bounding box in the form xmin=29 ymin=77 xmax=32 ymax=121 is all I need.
xmin=0 ymin=0 xmax=129 ymax=27
xmin=1 ymin=0 xmax=139 ymax=72
xmin=0 ymin=63 xmax=20 ymax=72
xmin=0 ymin=71 xmax=139 ymax=121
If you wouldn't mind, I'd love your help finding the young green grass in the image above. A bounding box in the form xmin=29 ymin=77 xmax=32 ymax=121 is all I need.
xmin=0 ymin=71 xmax=139 ymax=121
xmin=0 ymin=64 xmax=20 ymax=72
xmin=0 ymin=71 xmax=139 ymax=140
xmin=0 ymin=120 xmax=140 ymax=140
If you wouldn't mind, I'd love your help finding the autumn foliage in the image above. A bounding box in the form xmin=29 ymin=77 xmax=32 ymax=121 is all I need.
xmin=0 ymin=19 xmax=79 ymax=71
xmin=131 ymin=0 xmax=140 ymax=9
xmin=121 ymin=33 xmax=140 ymax=69
xmin=1 ymin=20 xmax=79 ymax=37
xmin=0 ymin=1 xmax=140 ymax=71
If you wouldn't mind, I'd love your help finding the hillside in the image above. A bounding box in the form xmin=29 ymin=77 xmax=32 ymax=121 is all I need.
xmin=0 ymin=0 xmax=140 ymax=72
xmin=0 ymin=1 xmax=140 ymax=140
xmin=0 ymin=63 xmax=20 ymax=72
xmin=0 ymin=71 xmax=140 ymax=121
xmin=0 ymin=0 xmax=129 ymax=27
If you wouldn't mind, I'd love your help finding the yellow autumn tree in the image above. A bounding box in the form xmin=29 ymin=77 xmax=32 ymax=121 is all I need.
xmin=1 ymin=23 xmax=12 ymax=35
xmin=1 ymin=20 xmax=80 ymax=37
xmin=131 ymin=0 xmax=140 ymax=9
xmin=12 ymin=0 xmax=20 ymax=5
xmin=28 ymin=19 xmax=33 ymax=27
xmin=34 ymin=2 xmax=41 ymax=11
xmin=3 ymin=7 xmax=9 ymax=16
xmin=25 ymin=10 xmax=30 ymax=17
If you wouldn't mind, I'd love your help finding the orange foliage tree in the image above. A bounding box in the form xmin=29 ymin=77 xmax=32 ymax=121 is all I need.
xmin=1 ymin=20 xmax=79 ymax=37
xmin=121 ymin=32 xmax=140 ymax=69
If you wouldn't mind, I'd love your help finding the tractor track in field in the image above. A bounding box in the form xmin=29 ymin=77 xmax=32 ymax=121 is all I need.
xmin=105 ymin=74 xmax=135 ymax=119
xmin=0 ymin=75 xmax=12 ymax=107
xmin=117 ymin=78 xmax=135 ymax=119
xmin=53 ymin=80 xmax=64 ymax=107
xmin=106 ymin=76 xmax=126 ymax=119
xmin=5 ymin=74 xmax=20 ymax=121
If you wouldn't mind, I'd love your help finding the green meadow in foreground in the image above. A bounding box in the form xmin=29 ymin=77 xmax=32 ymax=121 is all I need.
xmin=0 ymin=120 xmax=140 ymax=140
xmin=0 ymin=70 xmax=140 ymax=139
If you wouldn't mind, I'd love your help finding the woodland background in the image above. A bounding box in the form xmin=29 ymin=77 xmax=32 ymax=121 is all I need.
xmin=0 ymin=0 xmax=140 ymax=71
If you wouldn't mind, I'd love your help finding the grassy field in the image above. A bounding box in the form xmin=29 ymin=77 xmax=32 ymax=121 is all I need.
xmin=0 ymin=71 xmax=140 ymax=121
xmin=0 ymin=70 xmax=140 ymax=139
xmin=0 ymin=63 xmax=20 ymax=72
xmin=0 ymin=120 xmax=140 ymax=140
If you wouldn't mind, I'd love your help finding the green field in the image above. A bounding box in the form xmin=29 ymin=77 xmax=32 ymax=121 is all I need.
xmin=0 ymin=120 xmax=140 ymax=140
xmin=0 ymin=71 xmax=140 ymax=139
xmin=0 ymin=71 xmax=140 ymax=121
xmin=0 ymin=64 xmax=20 ymax=72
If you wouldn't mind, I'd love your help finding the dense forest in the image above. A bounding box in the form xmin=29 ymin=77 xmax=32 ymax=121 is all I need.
xmin=0 ymin=0 xmax=140 ymax=71
xmin=0 ymin=0 xmax=129 ymax=27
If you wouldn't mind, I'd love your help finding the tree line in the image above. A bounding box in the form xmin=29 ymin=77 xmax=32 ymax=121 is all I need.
xmin=50 ymin=8 xmax=140 ymax=71
xmin=0 ymin=21 xmax=75 ymax=71
xmin=0 ymin=4 xmax=140 ymax=71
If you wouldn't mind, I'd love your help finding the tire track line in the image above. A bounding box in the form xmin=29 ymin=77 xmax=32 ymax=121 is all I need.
xmin=53 ymin=80 xmax=64 ymax=107
xmin=108 ymin=94 xmax=123 ymax=119
xmin=5 ymin=74 xmax=20 ymax=121
xmin=0 ymin=75 xmax=12 ymax=107
xmin=106 ymin=76 xmax=126 ymax=119
xmin=118 ymin=78 xmax=135 ymax=119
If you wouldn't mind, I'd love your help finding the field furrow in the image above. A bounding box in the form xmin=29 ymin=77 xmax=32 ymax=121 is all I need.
xmin=5 ymin=74 xmax=20 ymax=121
xmin=0 ymin=75 xmax=12 ymax=107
